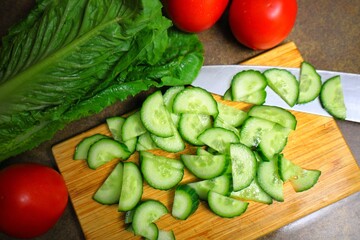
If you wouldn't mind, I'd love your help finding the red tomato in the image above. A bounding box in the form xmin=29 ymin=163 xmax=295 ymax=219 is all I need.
xmin=0 ymin=163 xmax=68 ymax=238
xmin=163 ymin=0 xmax=229 ymax=33
xmin=229 ymin=0 xmax=297 ymax=50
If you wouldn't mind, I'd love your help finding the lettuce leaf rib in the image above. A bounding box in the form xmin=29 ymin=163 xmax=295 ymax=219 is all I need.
xmin=0 ymin=0 xmax=203 ymax=161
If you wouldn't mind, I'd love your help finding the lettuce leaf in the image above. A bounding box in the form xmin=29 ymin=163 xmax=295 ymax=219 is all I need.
xmin=0 ymin=0 xmax=203 ymax=162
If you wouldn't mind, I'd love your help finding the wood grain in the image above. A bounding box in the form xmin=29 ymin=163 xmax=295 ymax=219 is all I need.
xmin=242 ymin=41 xmax=304 ymax=67
xmin=52 ymin=42 xmax=360 ymax=240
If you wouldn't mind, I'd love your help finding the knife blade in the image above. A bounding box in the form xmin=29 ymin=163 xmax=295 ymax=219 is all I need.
xmin=191 ymin=65 xmax=360 ymax=123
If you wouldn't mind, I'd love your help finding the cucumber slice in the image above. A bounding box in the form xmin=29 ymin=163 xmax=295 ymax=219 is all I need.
xmin=187 ymin=174 xmax=232 ymax=200
xmin=257 ymin=157 xmax=284 ymax=202
xmin=140 ymin=151 xmax=184 ymax=190
xmin=141 ymin=90 xmax=174 ymax=138
xmin=258 ymin=124 xmax=292 ymax=161
xmin=208 ymin=191 xmax=248 ymax=218
xmin=106 ymin=116 xmax=125 ymax=142
xmin=198 ymin=127 xmax=240 ymax=154
xmin=248 ymin=105 xmax=297 ymax=130
xmin=158 ymin=230 xmax=176 ymax=240
xmin=123 ymin=138 xmax=138 ymax=154
xmin=230 ymin=143 xmax=257 ymax=191
xmin=231 ymin=70 xmax=267 ymax=100
xmin=151 ymin=123 xmax=185 ymax=152
xmin=181 ymin=154 xmax=229 ymax=179
xmin=278 ymin=155 xmax=321 ymax=192
xmin=298 ymin=61 xmax=322 ymax=104
xmin=163 ymin=86 xmax=185 ymax=112
xmin=236 ymin=90 xmax=267 ymax=105
xmin=124 ymin=209 xmax=135 ymax=224
xmin=320 ymin=75 xmax=346 ymax=119
xmin=87 ymin=138 xmax=131 ymax=169
xmin=291 ymin=169 xmax=321 ymax=192
xmin=196 ymin=147 xmax=213 ymax=156
xmin=230 ymin=179 xmax=273 ymax=204
xmin=73 ymin=134 xmax=108 ymax=160
xmin=136 ymin=132 xmax=158 ymax=151
xmin=217 ymin=102 xmax=248 ymax=127
xmin=118 ymin=162 xmax=143 ymax=211
xmin=172 ymin=87 xmax=219 ymax=117
xmin=122 ymin=111 xmax=147 ymax=141
xmin=106 ymin=116 xmax=137 ymax=153
xmin=223 ymin=88 xmax=233 ymax=101
xmin=213 ymin=117 xmax=241 ymax=139
xmin=178 ymin=113 xmax=212 ymax=145
xmin=264 ymin=68 xmax=299 ymax=107
xmin=239 ymin=117 xmax=276 ymax=148
xmin=278 ymin=155 xmax=302 ymax=182
xmin=196 ymin=147 xmax=232 ymax=174
xmin=132 ymin=200 xmax=168 ymax=240
xmin=172 ymin=185 xmax=200 ymax=220
xmin=93 ymin=163 xmax=123 ymax=205
xmin=163 ymin=86 xmax=184 ymax=127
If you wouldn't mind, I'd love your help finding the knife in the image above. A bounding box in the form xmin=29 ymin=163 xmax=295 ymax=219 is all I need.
xmin=191 ymin=65 xmax=360 ymax=123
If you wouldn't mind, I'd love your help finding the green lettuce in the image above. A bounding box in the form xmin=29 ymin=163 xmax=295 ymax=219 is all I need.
xmin=0 ymin=0 xmax=204 ymax=162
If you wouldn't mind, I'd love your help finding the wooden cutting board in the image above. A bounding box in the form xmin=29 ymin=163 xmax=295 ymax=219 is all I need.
xmin=52 ymin=42 xmax=360 ymax=240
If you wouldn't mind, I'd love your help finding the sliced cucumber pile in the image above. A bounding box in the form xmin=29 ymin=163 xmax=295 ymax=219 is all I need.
xmin=222 ymin=62 xmax=346 ymax=119
xmin=73 ymin=63 xmax=328 ymax=238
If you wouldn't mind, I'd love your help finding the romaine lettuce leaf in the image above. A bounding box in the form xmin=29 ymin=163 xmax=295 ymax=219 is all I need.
xmin=0 ymin=0 xmax=203 ymax=161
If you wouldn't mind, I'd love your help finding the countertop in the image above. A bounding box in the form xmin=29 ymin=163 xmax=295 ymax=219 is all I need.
xmin=0 ymin=0 xmax=359 ymax=239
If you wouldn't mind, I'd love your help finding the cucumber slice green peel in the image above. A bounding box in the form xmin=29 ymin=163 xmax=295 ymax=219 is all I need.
xmin=118 ymin=162 xmax=143 ymax=211
xmin=230 ymin=70 xmax=267 ymax=105
xmin=217 ymin=102 xmax=248 ymax=127
xmin=172 ymin=185 xmax=200 ymax=220
xmin=93 ymin=163 xmax=123 ymax=205
xmin=173 ymin=87 xmax=219 ymax=117
xmin=198 ymin=127 xmax=240 ymax=154
xmin=248 ymin=105 xmax=297 ymax=130
xmin=298 ymin=61 xmax=322 ymax=104
xmin=208 ymin=191 xmax=249 ymax=218
xmin=106 ymin=116 xmax=137 ymax=154
xmin=187 ymin=174 xmax=232 ymax=200
xmin=258 ymin=124 xmax=292 ymax=161
xmin=122 ymin=111 xmax=147 ymax=141
xmin=178 ymin=113 xmax=212 ymax=146
xmin=74 ymin=134 xmax=109 ymax=160
xmin=264 ymin=68 xmax=299 ymax=107
xmin=87 ymin=138 xmax=131 ymax=170
xmin=239 ymin=117 xmax=276 ymax=148
xmin=140 ymin=151 xmax=184 ymax=190
xmin=230 ymin=179 xmax=273 ymax=204
xmin=230 ymin=143 xmax=257 ymax=191
xmin=278 ymin=155 xmax=321 ymax=192
xmin=320 ymin=75 xmax=346 ymax=120
xmin=132 ymin=200 xmax=168 ymax=240
xmin=163 ymin=86 xmax=185 ymax=113
xmin=181 ymin=154 xmax=229 ymax=179
xmin=141 ymin=90 xmax=174 ymax=138
xmin=257 ymin=156 xmax=284 ymax=202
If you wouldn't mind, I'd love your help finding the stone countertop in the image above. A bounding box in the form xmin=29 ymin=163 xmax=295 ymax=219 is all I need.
xmin=0 ymin=0 xmax=359 ymax=239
